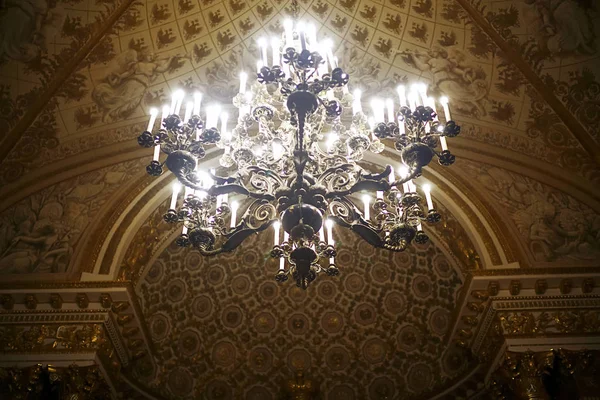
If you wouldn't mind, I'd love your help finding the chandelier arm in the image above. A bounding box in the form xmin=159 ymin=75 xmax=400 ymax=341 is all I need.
xmin=329 ymin=215 xmax=386 ymax=248
xmin=196 ymin=220 xmax=275 ymax=256
xmin=323 ymin=178 xmax=390 ymax=199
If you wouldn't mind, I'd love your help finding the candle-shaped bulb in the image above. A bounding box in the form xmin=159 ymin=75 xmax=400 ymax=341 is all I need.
xmin=319 ymin=227 xmax=325 ymax=242
xmin=325 ymin=219 xmax=334 ymax=245
xmin=352 ymin=89 xmax=362 ymax=115
xmin=183 ymin=101 xmax=193 ymax=123
xmin=258 ymin=37 xmax=268 ymax=65
xmin=230 ymin=201 xmax=239 ymax=228
xmin=279 ymin=257 xmax=285 ymax=270
xmin=256 ymin=59 xmax=263 ymax=73
xmin=146 ymin=108 xmax=158 ymax=131
xmin=399 ymin=164 xmax=410 ymax=192
xmin=388 ymin=166 xmax=395 ymax=184
xmin=423 ymin=184 xmax=434 ymax=210
xmin=440 ymin=96 xmax=451 ymax=121
xmin=397 ymin=85 xmax=407 ymax=107
xmin=440 ymin=136 xmax=448 ymax=151
xmin=193 ymin=92 xmax=202 ymax=116
xmin=173 ymin=90 xmax=185 ymax=114
xmin=239 ymin=71 xmax=248 ymax=94
xmin=182 ymin=225 xmax=188 ymax=235
xmin=362 ymin=194 xmax=371 ymax=220
xmin=283 ymin=19 xmax=293 ymax=46
xmin=376 ymin=191 xmax=383 ymax=199
xmin=270 ymin=37 xmax=280 ymax=66
xmin=170 ymin=182 xmax=181 ymax=209
xmin=385 ymin=98 xmax=394 ymax=123
xmin=273 ymin=220 xmax=281 ymax=246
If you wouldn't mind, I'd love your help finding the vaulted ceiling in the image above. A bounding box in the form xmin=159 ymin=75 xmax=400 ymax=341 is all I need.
xmin=0 ymin=0 xmax=599 ymax=399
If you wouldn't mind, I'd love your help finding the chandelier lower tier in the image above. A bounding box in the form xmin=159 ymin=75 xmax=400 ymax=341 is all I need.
xmin=137 ymin=21 xmax=460 ymax=289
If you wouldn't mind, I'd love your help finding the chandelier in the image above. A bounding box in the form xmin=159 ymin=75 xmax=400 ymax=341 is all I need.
xmin=137 ymin=21 xmax=460 ymax=289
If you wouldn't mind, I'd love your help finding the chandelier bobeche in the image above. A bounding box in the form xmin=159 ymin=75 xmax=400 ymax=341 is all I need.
xmin=137 ymin=20 xmax=460 ymax=289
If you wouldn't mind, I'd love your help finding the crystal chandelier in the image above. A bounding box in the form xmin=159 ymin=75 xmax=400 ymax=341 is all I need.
xmin=137 ymin=20 xmax=460 ymax=289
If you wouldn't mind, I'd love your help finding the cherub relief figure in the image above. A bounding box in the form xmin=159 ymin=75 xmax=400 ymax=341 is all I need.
xmin=524 ymin=0 xmax=595 ymax=54
xmin=0 ymin=0 xmax=63 ymax=64
xmin=92 ymin=49 xmax=189 ymax=121
xmin=0 ymin=201 xmax=74 ymax=274
xmin=465 ymin=164 xmax=600 ymax=263
xmin=399 ymin=47 xmax=489 ymax=117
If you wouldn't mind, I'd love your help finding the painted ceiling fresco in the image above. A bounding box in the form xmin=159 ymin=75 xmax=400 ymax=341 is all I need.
xmin=0 ymin=0 xmax=599 ymax=399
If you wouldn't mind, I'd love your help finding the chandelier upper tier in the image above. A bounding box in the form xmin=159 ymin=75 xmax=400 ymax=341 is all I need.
xmin=137 ymin=20 xmax=461 ymax=289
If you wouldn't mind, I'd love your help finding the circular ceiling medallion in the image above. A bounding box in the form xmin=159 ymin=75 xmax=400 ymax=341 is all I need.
xmin=328 ymin=384 xmax=356 ymax=400
xmin=242 ymin=248 xmax=260 ymax=267
xmin=221 ymin=305 xmax=244 ymax=329
xmin=412 ymin=275 xmax=433 ymax=298
xmin=254 ymin=311 xmax=276 ymax=334
xmin=205 ymin=379 xmax=233 ymax=400
xmin=397 ymin=325 xmax=423 ymax=352
xmin=357 ymin=240 xmax=375 ymax=257
xmin=363 ymin=337 xmax=388 ymax=364
xmin=321 ymin=311 xmax=344 ymax=334
xmin=166 ymin=278 xmax=186 ymax=303
xmin=325 ymin=346 xmax=350 ymax=371
xmin=433 ymin=254 xmax=454 ymax=278
xmin=178 ymin=329 xmax=201 ymax=357
xmin=443 ymin=347 xmax=467 ymax=375
xmin=407 ymin=363 xmax=433 ymax=393
xmin=391 ymin=252 xmax=411 ymax=268
xmin=383 ymin=291 xmax=406 ymax=315
xmin=288 ymin=313 xmax=310 ymax=335
xmin=149 ymin=313 xmax=170 ymax=342
xmin=370 ymin=262 xmax=390 ymax=283
xmin=207 ymin=265 xmax=224 ymax=285
xmin=167 ymin=367 xmax=193 ymax=397
xmin=212 ymin=341 xmax=236 ymax=367
xmin=429 ymin=308 xmax=451 ymax=336
xmin=368 ymin=376 xmax=395 ymax=399
xmin=248 ymin=347 xmax=273 ymax=374
xmin=336 ymin=247 xmax=353 ymax=266
xmin=317 ymin=280 xmax=337 ymax=300
xmin=191 ymin=294 xmax=213 ymax=319
xmin=354 ymin=303 xmax=377 ymax=326
xmin=259 ymin=281 xmax=278 ymax=300
xmin=246 ymin=386 xmax=273 ymax=400
xmin=184 ymin=251 xmax=203 ymax=271
xmin=344 ymin=273 xmax=365 ymax=293
xmin=288 ymin=285 xmax=308 ymax=302
xmin=287 ymin=348 xmax=312 ymax=371
xmin=232 ymin=274 xmax=251 ymax=295
xmin=145 ymin=259 xmax=164 ymax=283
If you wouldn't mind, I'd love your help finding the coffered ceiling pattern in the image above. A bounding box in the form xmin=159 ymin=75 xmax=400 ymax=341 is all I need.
xmin=136 ymin=230 xmax=465 ymax=399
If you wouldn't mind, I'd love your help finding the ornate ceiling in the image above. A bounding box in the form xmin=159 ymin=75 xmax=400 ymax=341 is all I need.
xmin=0 ymin=0 xmax=599 ymax=399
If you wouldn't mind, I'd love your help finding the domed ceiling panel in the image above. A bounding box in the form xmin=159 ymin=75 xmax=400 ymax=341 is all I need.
xmin=136 ymin=229 xmax=466 ymax=399
xmin=1 ymin=0 xmax=598 ymax=188
xmin=0 ymin=159 xmax=144 ymax=275
xmin=457 ymin=158 xmax=600 ymax=266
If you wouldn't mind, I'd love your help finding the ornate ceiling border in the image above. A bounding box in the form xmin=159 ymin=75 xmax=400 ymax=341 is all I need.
xmin=0 ymin=281 xmax=162 ymax=399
